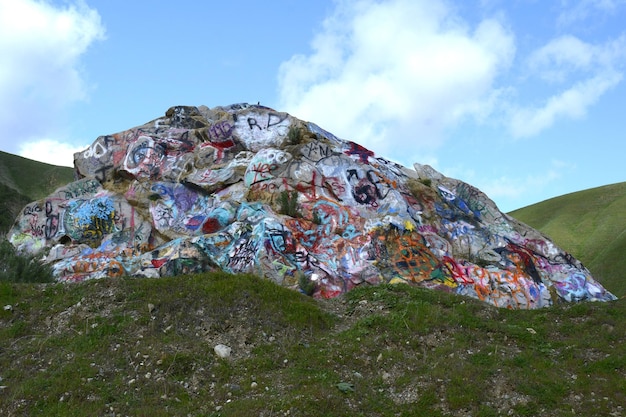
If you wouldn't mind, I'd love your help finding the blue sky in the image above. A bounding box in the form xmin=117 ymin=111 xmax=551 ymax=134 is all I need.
xmin=1 ymin=0 xmax=625 ymax=212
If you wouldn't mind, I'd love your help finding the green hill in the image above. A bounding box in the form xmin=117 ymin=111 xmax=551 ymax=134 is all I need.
xmin=0 ymin=150 xmax=75 ymax=200
xmin=509 ymin=182 xmax=626 ymax=298
xmin=0 ymin=151 xmax=75 ymax=234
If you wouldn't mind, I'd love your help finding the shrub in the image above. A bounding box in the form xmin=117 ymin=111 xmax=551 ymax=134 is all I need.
xmin=287 ymin=125 xmax=302 ymax=145
xmin=0 ymin=239 xmax=54 ymax=283
xmin=297 ymin=270 xmax=316 ymax=296
xmin=419 ymin=178 xmax=432 ymax=187
xmin=278 ymin=190 xmax=302 ymax=218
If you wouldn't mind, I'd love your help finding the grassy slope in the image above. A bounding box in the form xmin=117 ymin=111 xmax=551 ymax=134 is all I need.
xmin=0 ymin=273 xmax=624 ymax=417
xmin=0 ymin=150 xmax=74 ymax=201
xmin=509 ymin=182 xmax=626 ymax=298
xmin=0 ymin=183 xmax=32 ymax=234
xmin=0 ymin=151 xmax=75 ymax=234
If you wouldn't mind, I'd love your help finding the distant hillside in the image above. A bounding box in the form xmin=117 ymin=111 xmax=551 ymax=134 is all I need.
xmin=0 ymin=151 xmax=75 ymax=234
xmin=0 ymin=150 xmax=75 ymax=200
xmin=0 ymin=182 xmax=32 ymax=234
xmin=509 ymin=182 xmax=626 ymax=297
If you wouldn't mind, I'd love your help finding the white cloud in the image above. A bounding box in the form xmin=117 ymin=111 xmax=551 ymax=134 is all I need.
xmin=527 ymin=36 xmax=594 ymax=83
xmin=0 ymin=0 xmax=104 ymax=161
xmin=278 ymin=0 xmax=626 ymax=158
xmin=449 ymin=159 xmax=575 ymax=211
xmin=278 ymin=0 xmax=515 ymax=166
xmin=18 ymin=138 xmax=86 ymax=167
xmin=558 ymin=0 xmax=626 ymax=27
xmin=508 ymin=70 xmax=622 ymax=137
xmin=509 ymin=34 xmax=626 ymax=138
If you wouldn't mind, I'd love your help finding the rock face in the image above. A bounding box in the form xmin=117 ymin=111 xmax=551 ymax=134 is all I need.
xmin=9 ymin=103 xmax=616 ymax=308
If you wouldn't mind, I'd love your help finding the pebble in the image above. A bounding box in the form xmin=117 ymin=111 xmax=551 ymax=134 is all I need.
xmin=214 ymin=344 xmax=232 ymax=358
xmin=3 ymin=305 xmax=12 ymax=311
xmin=251 ymin=382 xmax=258 ymax=389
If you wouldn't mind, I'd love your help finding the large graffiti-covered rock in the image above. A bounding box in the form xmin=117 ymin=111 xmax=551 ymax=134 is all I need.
xmin=8 ymin=103 xmax=616 ymax=308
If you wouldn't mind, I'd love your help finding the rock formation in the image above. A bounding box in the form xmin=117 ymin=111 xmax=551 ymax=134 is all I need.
xmin=9 ymin=103 xmax=616 ymax=308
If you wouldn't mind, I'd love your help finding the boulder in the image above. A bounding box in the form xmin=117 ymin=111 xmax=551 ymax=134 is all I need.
xmin=9 ymin=103 xmax=616 ymax=308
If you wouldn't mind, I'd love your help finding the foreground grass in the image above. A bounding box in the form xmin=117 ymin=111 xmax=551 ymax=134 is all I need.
xmin=0 ymin=273 xmax=624 ymax=416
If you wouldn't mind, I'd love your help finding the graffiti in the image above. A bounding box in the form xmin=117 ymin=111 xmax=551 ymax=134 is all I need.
xmin=207 ymin=120 xmax=234 ymax=141
xmin=344 ymin=141 xmax=375 ymax=164
xmin=371 ymin=229 xmax=448 ymax=285
xmin=324 ymin=176 xmax=347 ymax=197
xmin=301 ymin=142 xmax=335 ymax=162
xmin=495 ymin=242 xmax=542 ymax=284
xmin=64 ymin=197 xmax=117 ymax=242
xmin=228 ymin=236 xmax=258 ymax=272
xmin=23 ymin=204 xmax=42 ymax=216
xmin=235 ymin=111 xmax=291 ymax=151
xmin=152 ymin=204 xmax=174 ymax=229
xmin=267 ymin=226 xmax=297 ymax=254
xmin=44 ymin=201 xmax=60 ymax=239
xmin=82 ymin=135 xmax=115 ymax=159
xmin=441 ymin=219 xmax=475 ymax=241
xmin=28 ymin=216 xmax=45 ymax=238
xmin=247 ymin=112 xmax=288 ymax=131
xmin=346 ymin=168 xmax=394 ymax=207
xmin=372 ymin=157 xmax=409 ymax=181
xmin=553 ymin=273 xmax=602 ymax=302
xmin=438 ymin=185 xmax=481 ymax=220
xmin=60 ymin=179 xmax=101 ymax=200
xmin=123 ymin=136 xmax=166 ymax=179
xmin=454 ymin=183 xmax=492 ymax=219
xmin=247 ymin=163 xmax=277 ymax=185
xmin=244 ymin=149 xmax=291 ymax=186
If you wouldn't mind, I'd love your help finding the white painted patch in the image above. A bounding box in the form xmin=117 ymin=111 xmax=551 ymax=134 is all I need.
xmin=234 ymin=111 xmax=291 ymax=152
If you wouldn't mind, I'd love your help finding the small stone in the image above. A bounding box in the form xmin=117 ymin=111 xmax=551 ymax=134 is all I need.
xmin=376 ymin=353 xmax=383 ymax=362
xmin=336 ymin=382 xmax=355 ymax=393
xmin=251 ymin=382 xmax=258 ymax=389
xmin=148 ymin=303 xmax=155 ymax=313
xmin=3 ymin=305 xmax=12 ymax=311
xmin=214 ymin=344 xmax=232 ymax=358
xmin=128 ymin=378 xmax=136 ymax=385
